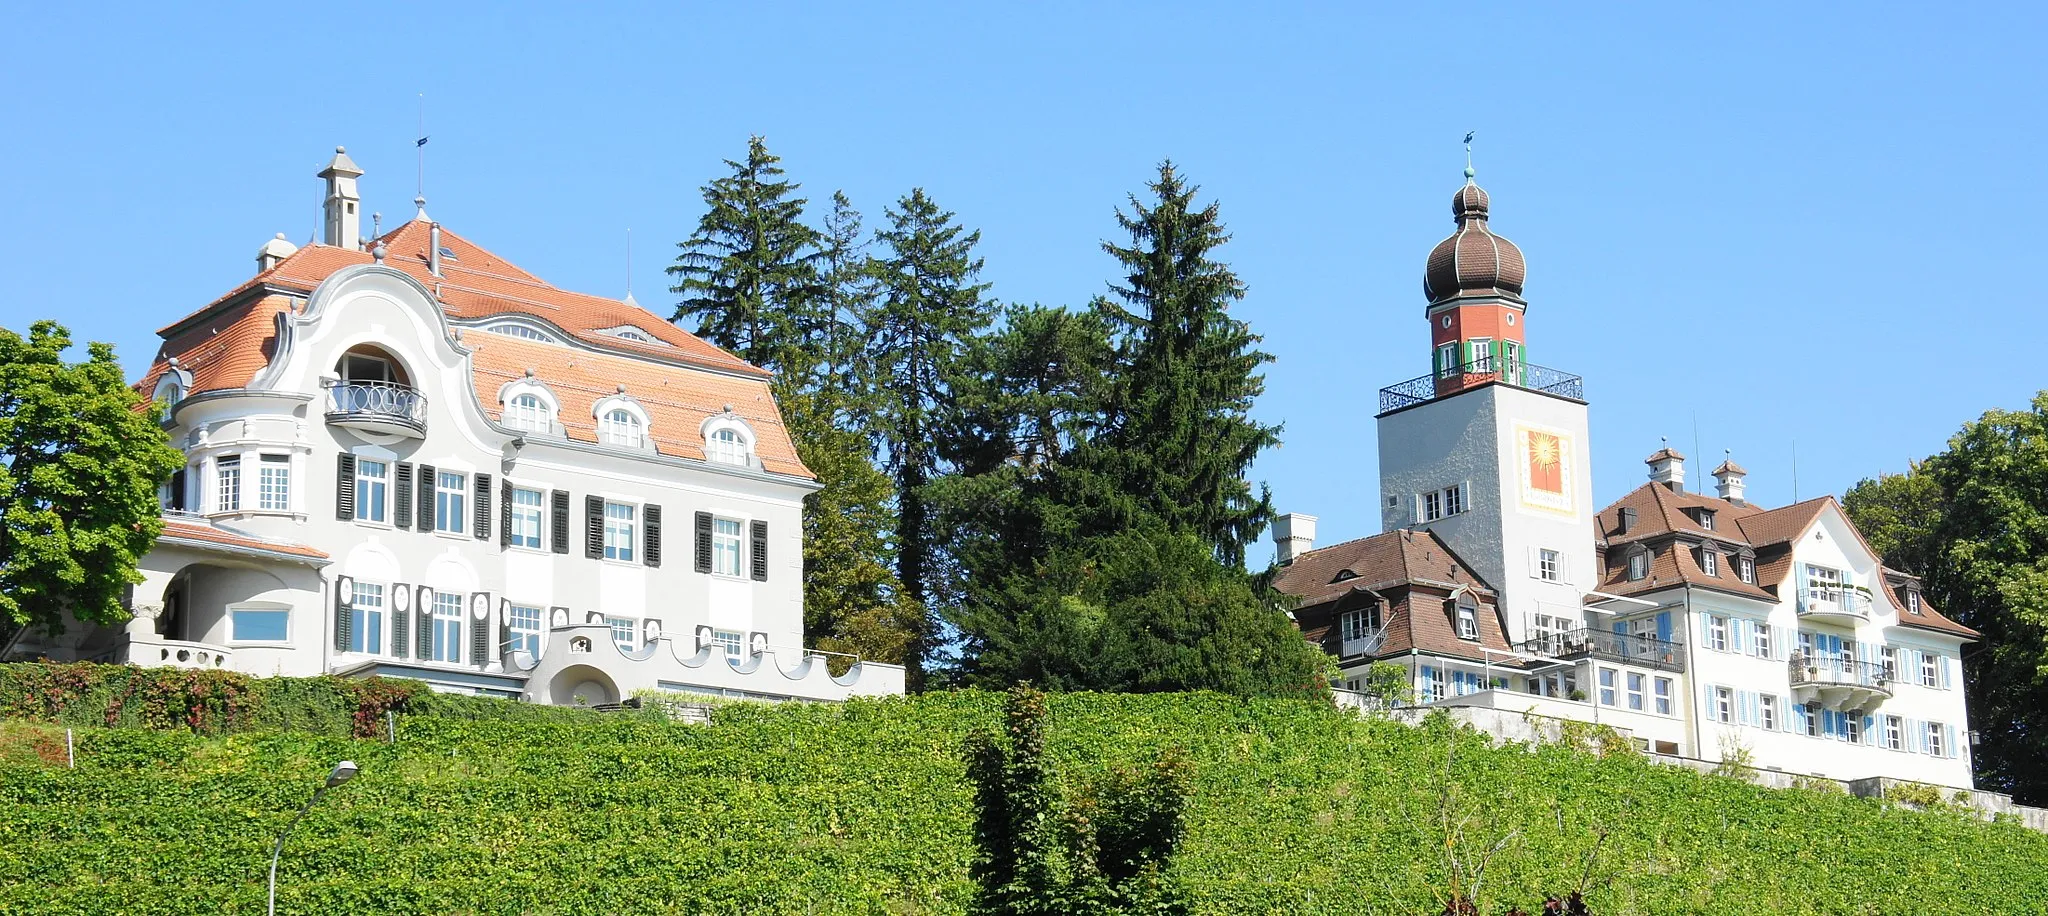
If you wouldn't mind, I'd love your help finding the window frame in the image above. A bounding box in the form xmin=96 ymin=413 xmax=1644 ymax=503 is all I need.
xmin=1920 ymin=652 xmax=1939 ymax=687
xmin=505 ymin=393 xmax=552 ymax=433
xmin=1708 ymin=615 xmax=1728 ymax=652
xmin=1926 ymin=722 xmax=1944 ymax=756
xmin=507 ymin=604 xmax=543 ymax=658
xmin=508 ymin=485 xmax=546 ymax=551
xmin=1627 ymin=550 xmax=1649 ymax=581
xmin=1699 ymin=548 xmax=1718 ymax=578
xmin=1759 ymin=694 xmax=1777 ymax=731
xmin=430 ymin=591 xmax=464 ymax=664
xmin=599 ymin=407 xmax=645 ymax=448
xmin=348 ymin=580 xmax=386 ymax=655
xmin=1714 ymin=687 xmax=1733 ymax=724
xmin=1626 ymin=672 xmax=1645 ymax=711
xmin=1538 ymin=548 xmax=1560 ymax=582
xmin=1738 ymin=556 xmax=1755 ymax=584
xmin=602 ymin=500 xmax=638 ymax=563
xmin=1885 ymin=715 xmax=1903 ymax=750
xmin=711 ymin=516 xmax=745 ymax=578
xmin=216 ymin=456 xmax=242 ymax=512
xmin=227 ymin=603 xmax=290 ymax=644
xmin=354 ymin=458 xmax=390 ymax=525
xmin=607 ymin=616 xmax=639 ymax=652
xmin=706 ymin=427 xmax=749 ymax=466
xmin=1422 ymin=489 xmax=1443 ymax=522
xmin=1654 ymin=677 xmax=1673 ymax=715
xmin=433 ymin=470 xmax=468 ymax=536
xmin=1598 ymin=668 xmax=1617 ymax=706
xmin=257 ymin=454 xmax=291 ymax=512
xmin=711 ymin=628 xmax=744 ymax=662
xmin=1754 ymin=624 xmax=1773 ymax=659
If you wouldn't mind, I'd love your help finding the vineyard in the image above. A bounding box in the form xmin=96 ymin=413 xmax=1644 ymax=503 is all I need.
xmin=0 ymin=663 xmax=2042 ymax=914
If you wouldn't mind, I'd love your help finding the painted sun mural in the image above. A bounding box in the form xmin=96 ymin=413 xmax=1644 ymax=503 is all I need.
xmin=1516 ymin=423 xmax=1575 ymax=515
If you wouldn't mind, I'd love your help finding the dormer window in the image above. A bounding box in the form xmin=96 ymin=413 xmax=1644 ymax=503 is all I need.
xmin=1697 ymin=509 xmax=1716 ymax=531
xmin=1617 ymin=507 xmax=1638 ymax=534
xmin=1332 ymin=569 xmax=1358 ymax=584
xmin=1627 ymin=548 xmax=1649 ymax=581
xmin=1738 ymin=556 xmax=1756 ymax=584
xmin=1906 ymin=589 xmax=1923 ymax=615
xmin=1454 ymin=595 xmax=1480 ymax=640
xmin=707 ymin=428 xmax=749 ymax=466
xmin=1697 ymin=546 xmax=1719 ymax=577
xmin=600 ymin=409 xmax=644 ymax=448
xmin=505 ymin=394 xmax=550 ymax=433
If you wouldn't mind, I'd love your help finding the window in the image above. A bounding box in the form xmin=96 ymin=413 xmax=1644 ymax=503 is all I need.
xmin=713 ymin=518 xmax=744 ymax=577
xmin=1537 ymin=548 xmax=1561 ymax=582
xmin=1920 ymin=652 xmax=1939 ymax=687
xmin=1906 ymin=590 xmax=1923 ymax=615
xmin=1454 ymin=597 xmax=1478 ymax=640
xmin=1654 ymin=677 xmax=1673 ymax=715
xmin=1714 ymin=687 xmax=1733 ymax=724
xmin=707 ymin=428 xmax=748 ymax=466
xmin=1501 ymin=339 xmax=1521 ymax=367
xmin=1627 ymin=550 xmax=1648 ymax=581
xmin=217 ymin=457 xmax=241 ymax=511
xmin=1845 ymin=714 xmax=1862 ymax=744
xmin=1880 ymin=646 xmax=1898 ymax=680
xmin=486 ymin=323 xmax=554 ymax=342
xmin=1885 ymin=716 xmax=1903 ymax=750
xmin=1808 ymin=704 xmax=1824 ymax=738
xmin=229 ymin=606 xmax=288 ymax=642
xmin=1738 ymin=557 xmax=1755 ymax=584
xmin=1699 ymin=548 xmax=1718 ymax=578
xmin=1806 ymin=564 xmax=1841 ymax=597
xmin=712 ymin=628 xmax=743 ymax=661
xmin=1759 ymin=695 xmax=1777 ymax=731
xmin=1626 ymin=672 xmax=1645 ymax=711
xmin=608 ymin=616 xmax=638 ymax=651
xmin=354 ymin=459 xmax=388 ymax=523
xmin=1708 ymin=615 xmax=1728 ymax=652
xmin=509 ymin=487 xmax=545 ymax=549
xmin=1443 ymin=484 xmax=1464 ymax=516
xmin=1469 ymin=338 xmax=1494 ymax=372
xmin=1422 ymin=490 xmax=1442 ymax=521
xmin=505 ymin=394 xmax=550 ymax=432
xmin=349 ymin=581 xmax=384 ymax=654
xmin=434 ymin=471 xmax=467 ymax=535
xmin=599 ymin=408 xmax=644 ymax=447
xmin=1926 ymin=722 xmax=1945 ymax=756
xmin=507 ymin=605 xmax=543 ymax=658
xmin=1596 ymin=668 xmax=1616 ymax=706
xmin=1436 ymin=342 xmax=1458 ymax=379
xmin=603 ymin=502 xmax=637 ymax=562
xmin=431 ymin=591 xmax=463 ymax=663
xmin=615 ymin=328 xmax=653 ymax=342
xmin=1754 ymin=624 xmax=1773 ymax=659
xmin=258 ymin=455 xmax=290 ymax=511
xmin=1339 ymin=607 xmax=1381 ymax=642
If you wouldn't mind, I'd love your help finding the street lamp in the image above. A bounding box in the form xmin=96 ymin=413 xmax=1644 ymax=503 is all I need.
xmin=267 ymin=761 xmax=358 ymax=916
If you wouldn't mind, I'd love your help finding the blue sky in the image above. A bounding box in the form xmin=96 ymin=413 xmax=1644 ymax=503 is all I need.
xmin=3 ymin=3 xmax=2041 ymax=567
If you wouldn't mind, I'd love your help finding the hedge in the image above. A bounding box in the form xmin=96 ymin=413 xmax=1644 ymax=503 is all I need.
xmin=0 ymin=667 xmax=2045 ymax=913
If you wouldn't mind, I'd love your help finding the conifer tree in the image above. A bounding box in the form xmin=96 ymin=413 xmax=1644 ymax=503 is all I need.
xmin=666 ymin=136 xmax=825 ymax=382
xmin=815 ymin=191 xmax=877 ymax=398
xmin=864 ymin=188 xmax=995 ymax=689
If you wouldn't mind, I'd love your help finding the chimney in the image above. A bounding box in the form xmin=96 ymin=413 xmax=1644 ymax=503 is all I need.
xmin=429 ymin=222 xmax=444 ymax=277
xmin=1645 ymin=445 xmax=1685 ymax=492
xmin=1273 ymin=513 xmax=1318 ymax=565
xmin=316 ymin=146 xmax=364 ymax=250
xmin=255 ymin=233 xmax=298 ymax=272
xmin=1713 ymin=454 xmax=1749 ymax=505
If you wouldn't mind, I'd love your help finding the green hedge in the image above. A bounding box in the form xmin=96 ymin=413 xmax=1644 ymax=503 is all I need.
xmin=1 ymin=673 xmax=2045 ymax=913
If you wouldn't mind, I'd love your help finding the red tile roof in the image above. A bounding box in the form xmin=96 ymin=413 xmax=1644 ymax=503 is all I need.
xmin=1278 ymin=529 xmax=1520 ymax=665
xmin=158 ymin=517 xmax=328 ymax=560
xmin=1879 ymin=569 xmax=1979 ymax=639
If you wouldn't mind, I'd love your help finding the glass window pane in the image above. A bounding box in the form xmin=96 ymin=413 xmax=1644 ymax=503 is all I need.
xmin=231 ymin=608 xmax=288 ymax=641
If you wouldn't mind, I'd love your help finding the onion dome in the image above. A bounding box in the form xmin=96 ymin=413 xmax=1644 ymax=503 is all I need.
xmin=1423 ymin=169 xmax=1527 ymax=304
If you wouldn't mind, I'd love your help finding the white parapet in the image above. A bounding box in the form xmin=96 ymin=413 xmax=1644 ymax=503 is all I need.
xmin=509 ymin=613 xmax=905 ymax=706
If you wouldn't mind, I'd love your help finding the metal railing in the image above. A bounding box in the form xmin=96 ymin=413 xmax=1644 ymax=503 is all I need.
xmin=325 ymin=380 xmax=428 ymax=431
xmin=1340 ymin=628 xmax=1387 ymax=659
xmin=1379 ymin=358 xmax=1584 ymax=413
xmin=1789 ymin=653 xmax=1891 ymax=691
xmin=1516 ymin=627 xmax=1685 ymax=672
xmin=1797 ymin=586 xmax=1873 ymax=619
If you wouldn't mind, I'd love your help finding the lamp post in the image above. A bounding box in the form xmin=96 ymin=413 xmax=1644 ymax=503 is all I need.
xmin=267 ymin=760 xmax=358 ymax=916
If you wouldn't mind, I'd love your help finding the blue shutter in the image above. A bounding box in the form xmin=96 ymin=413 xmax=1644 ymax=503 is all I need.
xmin=1940 ymin=655 xmax=1953 ymax=689
xmin=1792 ymin=702 xmax=1808 ymax=735
xmin=1861 ymin=714 xmax=1875 ymax=746
xmin=1700 ymin=615 xmax=1712 ymax=647
xmin=1657 ymin=611 xmax=1672 ymax=642
xmin=1944 ymin=724 xmax=1957 ymax=758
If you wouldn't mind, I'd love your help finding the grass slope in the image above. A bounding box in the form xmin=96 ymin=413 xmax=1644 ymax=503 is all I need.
xmin=0 ymin=690 xmax=2041 ymax=914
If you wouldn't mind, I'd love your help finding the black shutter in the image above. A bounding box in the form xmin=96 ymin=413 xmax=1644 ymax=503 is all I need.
xmin=749 ymin=520 xmax=769 ymax=581
xmin=497 ymin=599 xmax=512 ymax=664
xmin=416 ymin=464 xmax=436 ymax=532
xmin=585 ymin=495 xmax=605 ymax=559
xmin=499 ymin=479 xmax=514 ymax=548
xmin=333 ymin=579 xmax=353 ymax=651
xmin=474 ymin=473 xmax=493 ymax=541
xmin=335 ymin=454 xmax=356 ymax=521
xmin=643 ymin=505 xmax=662 ymax=568
xmin=471 ymin=593 xmax=491 ymax=668
xmin=168 ymin=469 xmax=187 ymax=511
xmin=394 ymin=462 xmax=414 ymax=530
xmin=417 ymin=586 xmax=435 ymax=660
xmin=550 ymin=490 xmax=571 ymax=554
xmin=694 ymin=511 xmax=714 ymax=573
xmin=390 ymin=584 xmax=410 ymax=659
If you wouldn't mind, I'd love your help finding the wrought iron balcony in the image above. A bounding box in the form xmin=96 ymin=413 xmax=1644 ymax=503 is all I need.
xmin=1789 ymin=652 xmax=1892 ymax=710
xmin=1797 ymin=586 xmax=1873 ymax=624
xmin=1516 ymin=627 xmax=1685 ymax=673
xmin=325 ymin=380 xmax=427 ymax=437
xmin=1379 ymin=358 xmax=1584 ymax=415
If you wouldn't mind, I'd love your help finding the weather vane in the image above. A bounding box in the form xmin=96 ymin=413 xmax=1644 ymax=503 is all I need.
xmin=1463 ymin=131 xmax=1476 ymax=180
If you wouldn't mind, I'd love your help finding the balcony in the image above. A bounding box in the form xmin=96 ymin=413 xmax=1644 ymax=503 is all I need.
xmin=1789 ymin=652 xmax=1892 ymax=712
xmin=325 ymin=380 xmax=427 ymax=437
xmin=1797 ymin=586 xmax=1873 ymax=624
xmin=1516 ymin=628 xmax=1685 ymax=673
xmin=1340 ymin=627 xmax=1387 ymax=659
xmin=1379 ymin=358 xmax=1584 ymax=415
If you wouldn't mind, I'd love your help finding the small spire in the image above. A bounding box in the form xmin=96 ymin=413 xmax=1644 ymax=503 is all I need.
xmin=412 ymin=195 xmax=430 ymax=223
xmin=1463 ymin=130 xmax=1476 ymax=182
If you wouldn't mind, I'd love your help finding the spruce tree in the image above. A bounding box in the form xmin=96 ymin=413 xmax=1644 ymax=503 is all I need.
xmin=864 ymin=188 xmax=995 ymax=689
xmin=666 ymin=136 xmax=825 ymax=381
xmin=816 ymin=191 xmax=877 ymax=399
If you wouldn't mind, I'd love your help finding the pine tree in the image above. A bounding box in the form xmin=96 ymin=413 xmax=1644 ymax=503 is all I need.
xmin=1086 ymin=161 xmax=1281 ymax=567
xmin=864 ymin=188 xmax=995 ymax=689
xmin=816 ymin=191 xmax=878 ymax=400
xmin=666 ymin=136 xmax=825 ymax=381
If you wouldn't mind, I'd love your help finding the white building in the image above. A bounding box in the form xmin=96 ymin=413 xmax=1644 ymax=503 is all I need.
xmin=16 ymin=147 xmax=902 ymax=705
xmin=1276 ymin=166 xmax=1976 ymax=788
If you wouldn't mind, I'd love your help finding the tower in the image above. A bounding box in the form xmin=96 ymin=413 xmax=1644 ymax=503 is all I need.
xmin=317 ymin=146 xmax=364 ymax=250
xmin=1376 ymin=163 xmax=1595 ymax=644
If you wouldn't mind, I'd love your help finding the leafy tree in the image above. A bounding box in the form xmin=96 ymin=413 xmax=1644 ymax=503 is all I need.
xmin=864 ymin=188 xmax=995 ymax=689
xmin=0 ymin=322 xmax=182 ymax=638
xmin=666 ymin=136 xmax=825 ymax=381
xmin=1843 ymin=393 xmax=2048 ymax=802
xmin=964 ymin=685 xmax=1191 ymax=916
xmin=782 ymin=387 xmax=917 ymax=668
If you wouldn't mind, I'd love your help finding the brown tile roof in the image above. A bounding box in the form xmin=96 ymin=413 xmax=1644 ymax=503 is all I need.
xmin=1880 ymin=569 xmax=1979 ymax=639
xmin=158 ymin=517 xmax=328 ymax=560
xmin=1278 ymin=529 xmax=1520 ymax=666
xmin=139 ymin=222 xmax=813 ymax=480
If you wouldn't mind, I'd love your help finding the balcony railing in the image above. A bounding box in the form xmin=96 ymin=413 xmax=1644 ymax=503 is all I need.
xmin=1789 ymin=653 xmax=1892 ymax=692
xmin=1797 ymin=586 xmax=1873 ymax=622
xmin=1517 ymin=627 xmax=1685 ymax=673
xmin=1379 ymin=358 xmax=1584 ymax=414
xmin=1340 ymin=627 xmax=1387 ymax=659
xmin=325 ymin=380 xmax=427 ymax=434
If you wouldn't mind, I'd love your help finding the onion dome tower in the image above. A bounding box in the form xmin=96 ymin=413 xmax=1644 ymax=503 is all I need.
xmin=1423 ymin=160 xmax=1529 ymax=389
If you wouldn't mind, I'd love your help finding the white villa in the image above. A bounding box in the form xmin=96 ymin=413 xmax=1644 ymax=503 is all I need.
xmin=12 ymin=146 xmax=903 ymax=705
xmin=1275 ymin=167 xmax=1976 ymax=788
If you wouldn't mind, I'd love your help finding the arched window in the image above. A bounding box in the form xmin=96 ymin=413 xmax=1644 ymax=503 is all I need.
xmin=707 ymin=427 xmax=750 ymax=466
xmin=504 ymin=394 xmax=551 ymax=433
xmin=600 ymin=408 xmax=644 ymax=447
